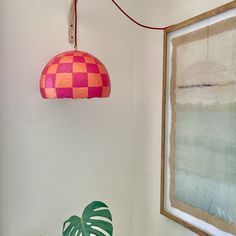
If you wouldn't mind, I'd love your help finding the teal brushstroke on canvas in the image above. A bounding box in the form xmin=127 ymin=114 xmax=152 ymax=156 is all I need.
xmin=169 ymin=15 xmax=236 ymax=234
xmin=174 ymin=103 xmax=236 ymax=222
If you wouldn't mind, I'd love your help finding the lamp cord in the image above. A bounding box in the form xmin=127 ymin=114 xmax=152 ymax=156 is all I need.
xmin=111 ymin=0 xmax=173 ymax=30
xmin=73 ymin=0 xmax=173 ymax=49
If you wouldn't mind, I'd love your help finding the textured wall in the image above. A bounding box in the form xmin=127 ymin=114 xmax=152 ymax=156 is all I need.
xmin=0 ymin=0 xmax=134 ymax=235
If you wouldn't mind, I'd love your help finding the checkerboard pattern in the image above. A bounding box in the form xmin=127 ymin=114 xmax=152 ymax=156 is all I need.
xmin=40 ymin=51 xmax=111 ymax=99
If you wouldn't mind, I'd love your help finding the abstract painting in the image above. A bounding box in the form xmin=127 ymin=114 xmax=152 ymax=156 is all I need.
xmin=161 ymin=2 xmax=236 ymax=235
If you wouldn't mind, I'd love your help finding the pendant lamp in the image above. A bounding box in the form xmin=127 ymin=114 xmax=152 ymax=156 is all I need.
xmin=40 ymin=0 xmax=111 ymax=99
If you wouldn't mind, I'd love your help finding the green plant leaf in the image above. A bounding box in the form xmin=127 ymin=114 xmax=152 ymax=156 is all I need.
xmin=63 ymin=201 xmax=113 ymax=236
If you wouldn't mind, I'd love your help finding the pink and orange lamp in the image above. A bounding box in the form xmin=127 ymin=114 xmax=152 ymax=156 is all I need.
xmin=39 ymin=0 xmax=171 ymax=99
xmin=40 ymin=0 xmax=111 ymax=99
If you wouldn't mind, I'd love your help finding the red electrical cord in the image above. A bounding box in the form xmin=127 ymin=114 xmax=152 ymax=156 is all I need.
xmin=111 ymin=0 xmax=172 ymax=30
xmin=73 ymin=0 xmax=172 ymax=49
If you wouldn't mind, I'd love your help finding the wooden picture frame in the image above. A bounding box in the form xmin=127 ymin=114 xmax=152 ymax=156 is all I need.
xmin=161 ymin=1 xmax=236 ymax=235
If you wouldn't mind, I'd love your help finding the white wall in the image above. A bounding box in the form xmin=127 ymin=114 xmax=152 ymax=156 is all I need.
xmin=0 ymin=0 xmax=134 ymax=235
xmin=0 ymin=0 xmax=233 ymax=236
xmin=132 ymin=0 xmax=231 ymax=236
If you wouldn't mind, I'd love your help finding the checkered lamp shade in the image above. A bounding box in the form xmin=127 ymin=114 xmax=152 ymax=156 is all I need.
xmin=40 ymin=51 xmax=111 ymax=99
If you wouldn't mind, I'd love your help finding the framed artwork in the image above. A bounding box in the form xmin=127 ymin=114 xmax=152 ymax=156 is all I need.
xmin=161 ymin=1 xmax=236 ymax=235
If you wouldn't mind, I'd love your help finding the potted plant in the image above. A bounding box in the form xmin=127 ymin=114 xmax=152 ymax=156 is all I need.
xmin=63 ymin=201 xmax=113 ymax=236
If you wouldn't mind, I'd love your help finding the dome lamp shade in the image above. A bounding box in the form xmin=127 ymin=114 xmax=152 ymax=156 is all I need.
xmin=39 ymin=0 xmax=111 ymax=99
xmin=40 ymin=51 xmax=111 ymax=99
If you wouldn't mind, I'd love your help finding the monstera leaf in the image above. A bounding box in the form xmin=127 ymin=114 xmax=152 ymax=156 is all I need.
xmin=63 ymin=201 xmax=113 ymax=236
